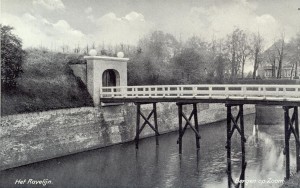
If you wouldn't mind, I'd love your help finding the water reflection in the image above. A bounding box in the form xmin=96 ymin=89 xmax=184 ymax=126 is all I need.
xmin=206 ymin=121 xmax=296 ymax=188
xmin=0 ymin=114 xmax=296 ymax=188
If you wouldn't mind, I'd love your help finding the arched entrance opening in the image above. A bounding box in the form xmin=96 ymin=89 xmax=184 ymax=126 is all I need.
xmin=102 ymin=69 xmax=120 ymax=87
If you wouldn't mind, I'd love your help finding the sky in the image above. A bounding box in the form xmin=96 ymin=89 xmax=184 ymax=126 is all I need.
xmin=1 ymin=0 xmax=300 ymax=50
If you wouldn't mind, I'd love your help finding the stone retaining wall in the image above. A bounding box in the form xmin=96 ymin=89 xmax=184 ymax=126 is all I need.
xmin=0 ymin=103 xmax=255 ymax=170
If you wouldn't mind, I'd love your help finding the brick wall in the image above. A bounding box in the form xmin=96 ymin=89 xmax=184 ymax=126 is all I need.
xmin=0 ymin=103 xmax=255 ymax=170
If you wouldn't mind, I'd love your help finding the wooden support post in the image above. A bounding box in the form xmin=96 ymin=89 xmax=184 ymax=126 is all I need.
xmin=240 ymin=104 xmax=246 ymax=188
xmin=283 ymin=106 xmax=300 ymax=179
xmin=136 ymin=103 xmax=140 ymax=149
xmin=226 ymin=105 xmax=232 ymax=188
xmin=178 ymin=103 xmax=183 ymax=154
xmin=154 ymin=103 xmax=159 ymax=146
xmin=284 ymin=106 xmax=290 ymax=180
xmin=226 ymin=104 xmax=246 ymax=188
xmin=135 ymin=102 xmax=159 ymax=149
xmin=295 ymin=107 xmax=300 ymax=172
xmin=193 ymin=103 xmax=200 ymax=149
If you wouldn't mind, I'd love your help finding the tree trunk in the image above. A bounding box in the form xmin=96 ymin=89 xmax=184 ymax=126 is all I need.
xmin=252 ymin=50 xmax=259 ymax=79
xmin=290 ymin=63 xmax=294 ymax=80
xmin=241 ymin=56 xmax=245 ymax=79
xmin=272 ymin=59 xmax=276 ymax=78
xmin=277 ymin=58 xmax=282 ymax=79
xmin=295 ymin=61 xmax=298 ymax=78
xmin=231 ymin=51 xmax=236 ymax=80
xmin=276 ymin=39 xmax=284 ymax=79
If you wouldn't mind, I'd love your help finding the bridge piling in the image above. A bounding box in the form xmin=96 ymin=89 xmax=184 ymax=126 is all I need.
xmin=178 ymin=104 xmax=183 ymax=154
xmin=226 ymin=105 xmax=232 ymax=188
xmin=153 ymin=103 xmax=159 ymax=146
xmin=176 ymin=103 xmax=201 ymax=154
xmin=283 ymin=106 xmax=300 ymax=179
xmin=193 ymin=103 xmax=200 ymax=149
xmin=295 ymin=107 xmax=299 ymax=172
xmin=135 ymin=103 xmax=140 ymax=149
xmin=225 ymin=104 xmax=246 ymax=188
xmin=134 ymin=102 xmax=159 ymax=149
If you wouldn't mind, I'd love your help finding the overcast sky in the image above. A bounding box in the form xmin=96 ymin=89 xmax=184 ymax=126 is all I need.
xmin=1 ymin=0 xmax=300 ymax=49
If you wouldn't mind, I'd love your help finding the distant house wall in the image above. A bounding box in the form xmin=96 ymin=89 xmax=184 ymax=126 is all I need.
xmin=258 ymin=65 xmax=300 ymax=79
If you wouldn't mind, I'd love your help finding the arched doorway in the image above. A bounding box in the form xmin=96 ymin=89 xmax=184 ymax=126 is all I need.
xmin=102 ymin=69 xmax=120 ymax=87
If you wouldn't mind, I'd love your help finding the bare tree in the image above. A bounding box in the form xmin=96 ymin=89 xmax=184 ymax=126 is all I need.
xmin=61 ymin=44 xmax=69 ymax=53
xmin=274 ymin=33 xmax=285 ymax=79
xmin=268 ymin=51 xmax=276 ymax=78
xmin=251 ymin=32 xmax=264 ymax=79
xmin=264 ymin=46 xmax=277 ymax=78
xmin=285 ymin=33 xmax=300 ymax=79
xmin=225 ymin=29 xmax=239 ymax=80
xmin=92 ymin=42 xmax=96 ymax=49
xmin=73 ymin=44 xmax=80 ymax=54
xmin=85 ymin=44 xmax=89 ymax=55
xmin=225 ymin=28 xmax=251 ymax=79
xmin=238 ymin=32 xmax=251 ymax=79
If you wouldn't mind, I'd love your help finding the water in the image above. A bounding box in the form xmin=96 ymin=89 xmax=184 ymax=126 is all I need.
xmin=0 ymin=114 xmax=297 ymax=188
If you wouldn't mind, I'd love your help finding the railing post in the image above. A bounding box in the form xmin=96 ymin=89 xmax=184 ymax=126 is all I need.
xmin=263 ymin=86 xmax=266 ymax=99
xmin=225 ymin=86 xmax=228 ymax=98
xmin=276 ymin=86 xmax=279 ymax=97
xmin=193 ymin=86 xmax=196 ymax=97
xmin=242 ymin=86 xmax=246 ymax=98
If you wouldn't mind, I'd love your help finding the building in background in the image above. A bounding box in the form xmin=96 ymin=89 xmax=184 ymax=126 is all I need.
xmin=258 ymin=64 xmax=300 ymax=79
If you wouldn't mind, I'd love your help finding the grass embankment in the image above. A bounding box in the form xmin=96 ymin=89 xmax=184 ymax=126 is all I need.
xmin=1 ymin=49 xmax=93 ymax=116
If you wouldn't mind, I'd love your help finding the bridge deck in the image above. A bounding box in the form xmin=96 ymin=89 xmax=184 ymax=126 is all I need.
xmin=100 ymin=97 xmax=300 ymax=106
xmin=100 ymin=84 xmax=300 ymax=106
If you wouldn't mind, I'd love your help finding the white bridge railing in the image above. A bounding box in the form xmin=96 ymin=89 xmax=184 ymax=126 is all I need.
xmin=100 ymin=85 xmax=300 ymax=101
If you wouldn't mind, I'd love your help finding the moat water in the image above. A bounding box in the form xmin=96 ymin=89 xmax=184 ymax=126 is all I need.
xmin=0 ymin=114 xmax=297 ymax=188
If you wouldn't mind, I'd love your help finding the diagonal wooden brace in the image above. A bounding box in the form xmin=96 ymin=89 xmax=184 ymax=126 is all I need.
xmin=177 ymin=102 xmax=201 ymax=154
xmin=135 ymin=102 xmax=159 ymax=149
xmin=140 ymin=111 xmax=160 ymax=135
xmin=137 ymin=110 xmax=154 ymax=135
xmin=182 ymin=112 xmax=201 ymax=139
xmin=283 ymin=106 xmax=299 ymax=180
xmin=226 ymin=104 xmax=246 ymax=188
xmin=230 ymin=114 xmax=247 ymax=143
xmin=177 ymin=112 xmax=194 ymax=144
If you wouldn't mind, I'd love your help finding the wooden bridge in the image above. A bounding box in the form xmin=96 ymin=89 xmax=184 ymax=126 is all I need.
xmin=100 ymin=84 xmax=300 ymax=188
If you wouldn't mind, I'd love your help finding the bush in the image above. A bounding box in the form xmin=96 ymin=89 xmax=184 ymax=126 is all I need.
xmin=1 ymin=25 xmax=25 ymax=89
xmin=1 ymin=49 xmax=93 ymax=115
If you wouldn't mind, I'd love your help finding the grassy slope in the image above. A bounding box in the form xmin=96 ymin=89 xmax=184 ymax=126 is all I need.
xmin=1 ymin=49 xmax=93 ymax=116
